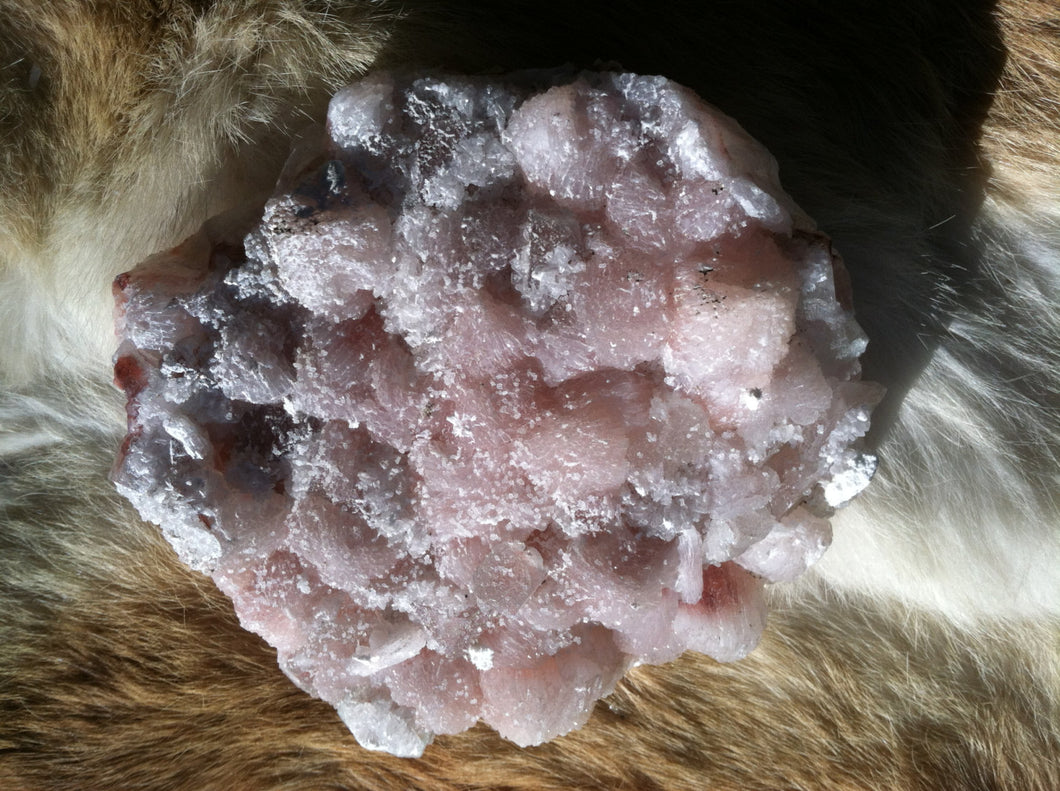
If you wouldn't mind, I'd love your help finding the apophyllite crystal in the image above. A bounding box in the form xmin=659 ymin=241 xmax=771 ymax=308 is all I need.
xmin=112 ymin=70 xmax=881 ymax=757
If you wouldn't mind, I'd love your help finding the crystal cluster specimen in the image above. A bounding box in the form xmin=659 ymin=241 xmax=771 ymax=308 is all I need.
xmin=112 ymin=71 xmax=881 ymax=757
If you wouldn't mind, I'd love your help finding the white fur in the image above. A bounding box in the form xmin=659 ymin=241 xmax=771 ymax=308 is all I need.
xmin=815 ymin=198 xmax=1060 ymax=619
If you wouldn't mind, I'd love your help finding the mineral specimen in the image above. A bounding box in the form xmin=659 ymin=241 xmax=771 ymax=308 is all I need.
xmin=112 ymin=70 xmax=881 ymax=757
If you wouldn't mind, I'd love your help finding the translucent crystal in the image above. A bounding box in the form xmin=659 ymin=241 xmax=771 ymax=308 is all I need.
xmin=112 ymin=70 xmax=882 ymax=756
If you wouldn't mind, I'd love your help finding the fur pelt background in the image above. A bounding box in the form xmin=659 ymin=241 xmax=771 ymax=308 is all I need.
xmin=1 ymin=1 xmax=1057 ymax=788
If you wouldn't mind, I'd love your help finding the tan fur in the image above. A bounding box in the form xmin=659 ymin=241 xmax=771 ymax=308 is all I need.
xmin=984 ymin=0 xmax=1060 ymax=215
xmin=1 ymin=1 xmax=1058 ymax=788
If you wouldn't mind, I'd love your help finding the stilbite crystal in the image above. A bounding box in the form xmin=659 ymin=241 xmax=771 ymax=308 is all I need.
xmin=112 ymin=70 xmax=882 ymax=757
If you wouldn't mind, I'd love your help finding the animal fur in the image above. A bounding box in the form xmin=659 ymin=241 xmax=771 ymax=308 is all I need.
xmin=1 ymin=1 xmax=1057 ymax=788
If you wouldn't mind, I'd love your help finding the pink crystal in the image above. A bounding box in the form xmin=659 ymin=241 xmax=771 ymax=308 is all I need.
xmin=112 ymin=71 xmax=882 ymax=756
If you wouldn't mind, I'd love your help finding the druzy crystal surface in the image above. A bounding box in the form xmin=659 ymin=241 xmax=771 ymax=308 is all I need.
xmin=112 ymin=71 xmax=881 ymax=756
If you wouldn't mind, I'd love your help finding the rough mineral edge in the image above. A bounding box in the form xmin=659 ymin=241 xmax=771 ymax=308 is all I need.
xmin=112 ymin=70 xmax=883 ymax=757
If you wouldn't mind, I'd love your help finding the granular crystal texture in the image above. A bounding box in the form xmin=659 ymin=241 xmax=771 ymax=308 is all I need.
xmin=112 ymin=71 xmax=882 ymax=756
